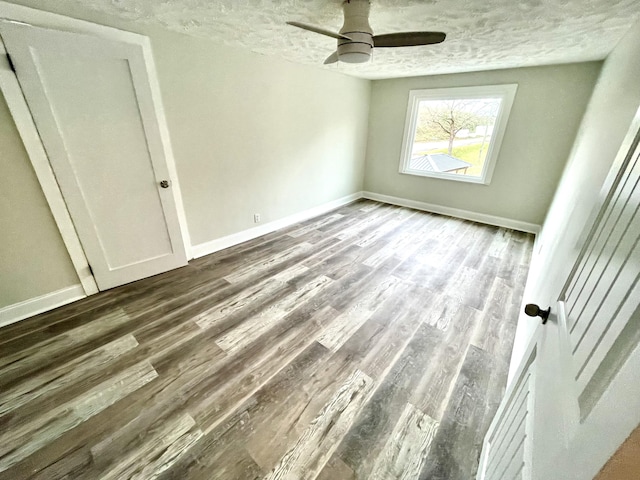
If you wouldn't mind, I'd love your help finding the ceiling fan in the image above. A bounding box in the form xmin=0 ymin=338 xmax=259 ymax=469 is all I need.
xmin=286 ymin=0 xmax=446 ymax=65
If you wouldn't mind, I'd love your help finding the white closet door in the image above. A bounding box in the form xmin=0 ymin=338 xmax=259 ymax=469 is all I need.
xmin=0 ymin=20 xmax=188 ymax=290
xmin=478 ymin=118 xmax=640 ymax=480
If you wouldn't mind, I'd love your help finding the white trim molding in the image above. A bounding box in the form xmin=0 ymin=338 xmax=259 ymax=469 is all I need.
xmin=191 ymin=192 xmax=363 ymax=259
xmin=0 ymin=37 xmax=98 ymax=295
xmin=193 ymin=190 xmax=540 ymax=260
xmin=0 ymin=284 xmax=85 ymax=328
xmin=363 ymin=191 xmax=540 ymax=234
xmin=0 ymin=190 xmax=537 ymax=327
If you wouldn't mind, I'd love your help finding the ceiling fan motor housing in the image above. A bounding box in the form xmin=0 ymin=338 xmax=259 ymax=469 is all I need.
xmin=338 ymin=0 xmax=373 ymax=63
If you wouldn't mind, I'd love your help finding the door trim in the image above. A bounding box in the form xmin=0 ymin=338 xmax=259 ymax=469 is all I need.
xmin=0 ymin=2 xmax=192 ymax=296
xmin=0 ymin=284 xmax=85 ymax=328
xmin=0 ymin=33 xmax=98 ymax=295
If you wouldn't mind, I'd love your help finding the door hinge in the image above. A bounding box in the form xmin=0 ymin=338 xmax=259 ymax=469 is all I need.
xmin=88 ymin=264 xmax=94 ymax=276
xmin=6 ymin=54 xmax=15 ymax=73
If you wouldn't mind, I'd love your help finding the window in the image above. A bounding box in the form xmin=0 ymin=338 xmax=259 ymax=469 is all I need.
xmin=399 ymin=84 xmax=518 ymax=184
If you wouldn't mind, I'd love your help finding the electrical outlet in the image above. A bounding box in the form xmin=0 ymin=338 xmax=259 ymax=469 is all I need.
xmin=254 ymin=213 xmax=261 ymax=223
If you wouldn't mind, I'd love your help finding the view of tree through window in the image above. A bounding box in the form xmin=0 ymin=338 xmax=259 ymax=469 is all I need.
xmin=409 ymin=97 xmax=502 ymax=178
xmin=400 ymin=85 xmax=517 ymax=184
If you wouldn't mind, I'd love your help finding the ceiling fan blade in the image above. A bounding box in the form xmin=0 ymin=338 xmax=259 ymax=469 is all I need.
xmin=324 ymin=51 xmax=339 ymax=64
xmin=286 ymin=21 xmax=352 ymax=41
xmin=372 ymin=31 xmax=446 ymax=47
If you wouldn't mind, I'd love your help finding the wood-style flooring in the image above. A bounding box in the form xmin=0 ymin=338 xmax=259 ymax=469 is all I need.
xmin=0 ymin=200 xmax=534 ymax=480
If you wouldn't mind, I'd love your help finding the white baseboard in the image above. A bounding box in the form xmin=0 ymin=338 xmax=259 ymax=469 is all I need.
xmin=0 ymin=191 xmax=535 ymax=328
xmin=362 ymin=191 xmax=541 ymax=234
xmin=191 ymin=190 xmax=539 ymax=260
xmin=0 ymin=284 xmax=86 ymax=328
xmin=191 ymin=192 xmax=363 ymax=259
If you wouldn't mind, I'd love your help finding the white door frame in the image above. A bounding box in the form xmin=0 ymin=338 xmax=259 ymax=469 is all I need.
xmin=0 ymin=1 xmax=192 ymax=296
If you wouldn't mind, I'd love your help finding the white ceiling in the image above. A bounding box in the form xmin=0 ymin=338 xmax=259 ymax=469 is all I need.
xmin=51 ymin=0 xmax=640 ymax=79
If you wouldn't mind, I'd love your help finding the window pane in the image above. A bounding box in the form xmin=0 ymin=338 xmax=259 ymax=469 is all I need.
xmin=409 ymin=97 xmax=502 ymax=178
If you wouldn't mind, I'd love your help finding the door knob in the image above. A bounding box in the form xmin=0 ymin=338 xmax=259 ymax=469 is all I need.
xmin=159 ymin=180 xmax=170 ymax=188
xmin=524 ymin=304 xmax=551 ymax=324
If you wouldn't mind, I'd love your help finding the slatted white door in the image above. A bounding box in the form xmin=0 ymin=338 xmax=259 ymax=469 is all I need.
xmin=0 ymin=20 xmax=188 ymax=290
xmin=478 ymin=117 xmax=640 ymax=480
xmin=477 ymin=344 xmax=536 ymax=480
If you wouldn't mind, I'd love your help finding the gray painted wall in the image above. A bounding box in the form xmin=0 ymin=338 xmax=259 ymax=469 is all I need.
xmin=363 ymin=63 xmax=601 ymax=226
xmin=509 ymin=20 xmax=640 ymax=378
xmin=0 ymin=90 xmax=79 ymax=307
xmin=151 ymin=29 xmax=371 ymax=245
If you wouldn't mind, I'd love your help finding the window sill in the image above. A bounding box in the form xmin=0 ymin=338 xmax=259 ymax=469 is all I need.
xmin=399 ymin=168 xmax=490 ymax=185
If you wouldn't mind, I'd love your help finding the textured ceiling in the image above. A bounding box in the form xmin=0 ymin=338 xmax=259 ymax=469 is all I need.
xmin=50 ymin=0 xmax=640 ymax=79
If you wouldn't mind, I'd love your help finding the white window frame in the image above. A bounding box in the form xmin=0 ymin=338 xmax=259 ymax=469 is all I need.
xmin=398 ymin=84 xmax=518 ymax=185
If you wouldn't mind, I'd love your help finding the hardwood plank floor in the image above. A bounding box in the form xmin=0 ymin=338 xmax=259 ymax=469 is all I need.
xmin=0 ymin=200 xmax=534 ymax=479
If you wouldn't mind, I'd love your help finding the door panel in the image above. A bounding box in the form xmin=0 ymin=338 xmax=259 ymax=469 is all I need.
xmin=562 ymin=145 xmax=640 ymax=412
xmin=0 ymin=21 xmax=187 ymax=290
xmin=37 ymin=53 xmax=174 ymax=268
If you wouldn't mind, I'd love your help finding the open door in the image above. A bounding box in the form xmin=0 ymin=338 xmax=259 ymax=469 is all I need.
xmin=0 ymin=20 xmax=188 ymax=290
xmin=477 ymin=114 xmax=640 ymax=480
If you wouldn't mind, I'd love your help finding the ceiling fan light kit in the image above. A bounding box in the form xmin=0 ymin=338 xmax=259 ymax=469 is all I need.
xmin=337 ymin=32 xmax=373 ymax=64
xmin=287 ymin=0 xmax=446 ymax=65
